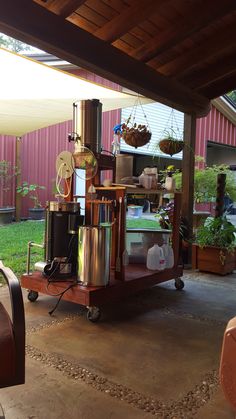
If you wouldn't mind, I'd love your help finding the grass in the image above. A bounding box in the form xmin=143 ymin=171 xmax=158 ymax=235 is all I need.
xmin=0 ymin=221 xmax=45 ymax=281
xmin=126 ymin=218 xmax=161 ymax=229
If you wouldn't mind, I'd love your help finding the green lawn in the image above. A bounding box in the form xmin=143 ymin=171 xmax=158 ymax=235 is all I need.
xmin=0 ymin=221 xmax=45 ymax=281
xmin=126 ymin=218 xmax=161 ymax=229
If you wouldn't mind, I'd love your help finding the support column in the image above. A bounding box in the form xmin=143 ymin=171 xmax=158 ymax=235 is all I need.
xmin=15 ymin=136 xmax=21 ymax=222
xmin=182 ymin=113 xmax=196 ymax=264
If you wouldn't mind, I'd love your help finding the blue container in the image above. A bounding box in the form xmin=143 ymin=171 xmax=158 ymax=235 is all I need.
xmin=127 ymin=205 xmax=143 ymax=218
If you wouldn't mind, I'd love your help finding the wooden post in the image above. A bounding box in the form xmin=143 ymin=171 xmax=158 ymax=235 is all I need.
xmin=15 ymin=137 xmax=21 ymax=222
xmin=182 ymin=113 xmax=196 ymax=264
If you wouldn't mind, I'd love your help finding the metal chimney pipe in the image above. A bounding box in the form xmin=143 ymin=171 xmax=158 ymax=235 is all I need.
xmin=76 ymin=99 xmax=102 ymax=154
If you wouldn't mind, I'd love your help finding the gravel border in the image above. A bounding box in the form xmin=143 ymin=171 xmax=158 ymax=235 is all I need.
xmin=26 ymin=344 xmax=219 ymax=418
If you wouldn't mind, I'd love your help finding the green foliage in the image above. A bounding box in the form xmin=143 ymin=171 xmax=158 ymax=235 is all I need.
xmin=227 ymin=90 xmax=236 ymax=105
xmin=17 ymin=181 xmax=45 ymax=208
xmin=160 ymin=128 xmax=182 ymax=142
xmin=0 ymin=160 xmax=19 ymax=207
xmin=0 ymin=33 xmax=31 ymax=53
xmin=0 ymin=221 xmax=44 ymax=280
xmin=196 ymin=216 xmax=236 ymax=252
xmin=173 ymin=163 xmax=236 ymax=203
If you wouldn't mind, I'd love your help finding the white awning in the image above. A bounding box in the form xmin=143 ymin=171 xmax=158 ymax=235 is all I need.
xmin=0 ymin=48 xmax=152 ymax=136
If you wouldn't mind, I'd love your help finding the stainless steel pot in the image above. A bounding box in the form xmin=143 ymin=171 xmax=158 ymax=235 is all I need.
xmin=78 ymin=225 xmax=111 ymax=286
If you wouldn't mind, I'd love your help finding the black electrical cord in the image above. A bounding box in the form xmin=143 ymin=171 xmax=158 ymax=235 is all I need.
xmin=48 ymin=281 xmax=77 ymax=316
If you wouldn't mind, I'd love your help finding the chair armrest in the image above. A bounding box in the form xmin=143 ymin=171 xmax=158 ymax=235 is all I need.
xmin=0 ymin=261 xmax=25 ymax=385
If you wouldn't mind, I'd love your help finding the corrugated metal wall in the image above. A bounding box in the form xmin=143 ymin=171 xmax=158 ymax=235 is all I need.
xmin=20 ymin=120 xmax=74 ymax=217
xmin=0 ymin=135 xmax=16 ymax=207
xmin=196 ymin=105 xmax=236 ymax=165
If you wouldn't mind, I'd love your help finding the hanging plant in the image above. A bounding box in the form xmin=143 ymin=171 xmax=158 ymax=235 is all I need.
xmin=120 ymin=96 xmax=152 ymax=148
xmin=122 ymin=121 xmax=151 ymax=148
xmin=159 ymin=129 xmax=184 ymax=156
xmin=157 ymin=109 xmax=184 ymax=156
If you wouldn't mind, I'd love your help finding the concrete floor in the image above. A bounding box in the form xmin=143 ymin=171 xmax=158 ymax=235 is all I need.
xmin=0 ymin=270 xmax=236 ymax=419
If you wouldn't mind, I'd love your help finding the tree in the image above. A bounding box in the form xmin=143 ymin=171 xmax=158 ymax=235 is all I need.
xmin=0 ymin=33 xmax=32 ymax=53
xmin=227 ymin=90 xmax=236 ymax=105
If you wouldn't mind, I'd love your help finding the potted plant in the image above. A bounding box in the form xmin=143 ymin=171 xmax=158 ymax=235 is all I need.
xmin=121 ymin=121 xmax=152 ymax=148
xmin=114 ymin=95 xmax=152 ymax=149
xmin=16 ymin=181 xmax=45 ymax=220
xmin=158 ymin=128 xmax=184 ymax=156
xmin=192 ymin=216 xmax=236 ymax=275
xmin=0 ymin=160 xmax=18 ymax=225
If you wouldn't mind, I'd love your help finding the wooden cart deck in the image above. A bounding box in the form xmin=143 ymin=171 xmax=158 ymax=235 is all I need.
xmin=21 ymin=264 xmax=183 ymax=307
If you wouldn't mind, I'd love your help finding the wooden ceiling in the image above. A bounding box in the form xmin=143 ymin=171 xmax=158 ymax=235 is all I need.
xmin=0 ymin=0 xmax=236 ymax=116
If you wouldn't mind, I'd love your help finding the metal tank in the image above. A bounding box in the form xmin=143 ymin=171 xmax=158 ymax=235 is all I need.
xmin=76 ymin=99 xmax=102 ymax=154
xmin=78 ymin=225 xmax=111 ymax=286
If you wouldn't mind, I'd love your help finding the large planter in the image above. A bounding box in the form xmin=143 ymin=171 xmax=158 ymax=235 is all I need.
xmin=192 ymin=244 xmax=235 ymax=275
xmin=0 ymin=207 xmax=15 ymax=225
xmin=28 ymin=208 xmax=45 ymax=220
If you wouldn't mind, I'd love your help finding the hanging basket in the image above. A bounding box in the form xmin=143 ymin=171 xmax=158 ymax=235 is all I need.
xmin=159 ymin=138 xmax=184 ymax=156
xmin=122 ymin=124 xmax=152 ymax=148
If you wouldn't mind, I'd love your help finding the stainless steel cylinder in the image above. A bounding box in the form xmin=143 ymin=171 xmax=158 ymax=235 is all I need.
xmin=76 ymin=99 xmax=102 ymax=154
xmin=78 ymin=225 xmax=111 ymax=286
xmin=47 ymin=201 xmax=80 ymax=212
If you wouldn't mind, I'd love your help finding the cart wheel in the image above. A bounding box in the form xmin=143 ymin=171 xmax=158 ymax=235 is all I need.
xmin=87 ymin=306 xmax=101 ymax=323
xmin=175 ymin=278 xmax=185 ymax=290
xmin=28 ymin=290 xmax=39 ymax=302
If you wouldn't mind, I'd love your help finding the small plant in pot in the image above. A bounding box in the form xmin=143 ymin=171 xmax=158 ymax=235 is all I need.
xmin=158 ymin=128 xmax=184 ymax=156
xmin=17 ymin=181 xmax=45 ymax=220
xmin=0 ymin=160 xmax=19 ymax=224
xmin=192 ymin=216 xmax=236 ymax=275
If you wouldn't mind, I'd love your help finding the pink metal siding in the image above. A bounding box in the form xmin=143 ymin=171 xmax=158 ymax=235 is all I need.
xmin=196 ymin=105 xmax=236 ymax=166
xmin=0 ymin=135 xmax=16 ymax=207
xmin=20 ymin=120 xmax=73 ymax=217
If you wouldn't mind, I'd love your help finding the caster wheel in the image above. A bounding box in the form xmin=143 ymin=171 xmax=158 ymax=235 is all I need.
xmin=28 ymin=290 xmax=39 ymax=302
xmin=175 ymin=278 xmax=185 ymax=290
xmin=87 ymin=306 xmax=101 ymax=323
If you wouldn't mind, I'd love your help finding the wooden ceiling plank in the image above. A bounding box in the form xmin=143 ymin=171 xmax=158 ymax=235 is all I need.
xmin=199 ymin=72 xmax=236 ymax=99
xmin=94 ymin=0 xmax=168 ymax=43
xmin=184 ymin=54 xmax=236 ymax=90
xmin=68 ymin=12 xmax=99 ymax=33
xmin=0 ymin=0 xmax=210 ymax=116
xmin=39 ymin=0 xmax=87 ymax=18
xmin=156 ymin=21 xmax=236 ymax=77
xmin=131 ymin=0 xmax=236 ymax=62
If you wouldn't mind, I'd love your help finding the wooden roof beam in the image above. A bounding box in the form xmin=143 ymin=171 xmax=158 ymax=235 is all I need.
xmin=94 ymin=0 xmax=168 ymax=43
xmin=156 ymin=21 xmax=236 ymax=77
xmin=183 ymin=54 xmax=236 ymax=90
xmin=34 ymin=0 xmax=86 ymax=18
xmin=199 ymin=72 xmax=236 ymax=99
xmin=131 ymin=0 xmax=236 ymax=62
xmin=0 ymin=0 xmax=210 ymax=117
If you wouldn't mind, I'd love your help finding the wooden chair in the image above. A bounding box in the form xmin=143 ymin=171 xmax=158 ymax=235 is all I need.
xmin=0 ymin=261 xmax=25 ymax=388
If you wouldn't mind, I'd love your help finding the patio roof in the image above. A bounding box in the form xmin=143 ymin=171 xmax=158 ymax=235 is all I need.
xmin=0 ymin=48 xmax=151 ymax=136
xmin=0 ymin=1 xmax=235 ymax=117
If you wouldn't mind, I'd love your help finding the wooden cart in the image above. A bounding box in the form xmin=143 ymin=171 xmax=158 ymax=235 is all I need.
xmin=21 ymin=155 xmax=184 ymax=321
